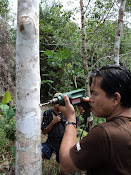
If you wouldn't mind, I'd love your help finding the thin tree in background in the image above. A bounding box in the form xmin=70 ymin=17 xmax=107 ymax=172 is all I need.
xmin=80 ymin=0 xmax=93 ymax=131
xmin=80 ymin=0 xmax=90 ymax=95
xmin=15 ymin=0 xmax=41 ymax=174
xmin=114 ymin=0 xmax=126 ymax=65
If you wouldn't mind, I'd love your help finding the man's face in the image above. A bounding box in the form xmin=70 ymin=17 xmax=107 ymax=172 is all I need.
xmin=54 ymin=104 xmax=61 ymax=114
xmin=89 ymin=77 xmax=114 ymax=118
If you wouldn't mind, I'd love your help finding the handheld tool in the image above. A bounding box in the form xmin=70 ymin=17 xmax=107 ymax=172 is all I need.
xmin=40 ymin=89 xmax=90 ymax=120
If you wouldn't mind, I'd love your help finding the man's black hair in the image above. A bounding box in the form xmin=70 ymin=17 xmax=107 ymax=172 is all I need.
xmin=90 ymin=65 xmax=131 ymax=108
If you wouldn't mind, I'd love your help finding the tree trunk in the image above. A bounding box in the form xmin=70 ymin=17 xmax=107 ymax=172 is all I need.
xmin=114 ymin=0 xmax=126 ymax=65
xmin=15 ymin=0 xmax=41 ymax=174
xmin=80 ymin=0 xmax=93 ymax=131
xmin=80 ymin=0 xmax=90 ymax=96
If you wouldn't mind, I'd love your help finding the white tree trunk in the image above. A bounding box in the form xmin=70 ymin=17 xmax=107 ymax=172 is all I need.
xmin=15 ymin=0 xmax=41 ymax=174
xmin=114 ymin=0 xmax=126 ymax=65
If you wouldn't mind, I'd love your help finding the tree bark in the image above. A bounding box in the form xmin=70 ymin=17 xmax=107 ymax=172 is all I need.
xmin=80 ymin=0 xmax=93 ymax=131
xmin=114 ymin=0 xmax=126 ymax=65
xmin=80 ymin=0 xmax=90 ymax=96
xmin=15 ymin=0 xmax=41 ymax=174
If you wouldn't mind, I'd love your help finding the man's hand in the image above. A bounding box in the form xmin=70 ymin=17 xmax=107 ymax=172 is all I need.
xmin=77 ymin=97 xmax=90 ymax=115
xmin=58 ymin=95 xmax=76 ymax=122
xmin=52 ymin=113 xmax=61 ymax=124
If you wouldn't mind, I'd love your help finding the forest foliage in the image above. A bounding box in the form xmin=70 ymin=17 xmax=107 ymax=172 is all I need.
xmin=40 ymin=0 xmax=131 ymax=102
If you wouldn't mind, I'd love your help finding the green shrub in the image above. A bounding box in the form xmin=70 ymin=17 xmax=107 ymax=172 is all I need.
xmin=93 ymin=115 xmax=106 ymax=125
xmin=0 ymin=92 xmax=16 ymax=141
xmin=0 ymin=127 xmax=10 ymax=153
xmin=0 ymin=91 xmax=16 ymax=162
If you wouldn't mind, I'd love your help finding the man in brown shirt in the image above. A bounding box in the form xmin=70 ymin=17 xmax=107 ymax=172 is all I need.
xmin=58 ymin=65 xmax=131 ymax=175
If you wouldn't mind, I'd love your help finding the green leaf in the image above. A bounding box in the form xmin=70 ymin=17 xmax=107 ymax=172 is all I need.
xmin=6 ymin=108 xmax=15 ymax=119
xmin=41 ymin=80 xmax=54 ymax=84
xmin=0 ymin=104 xmax=9 ymax=112
xmin=1 ymin=91 xmax=11 ymax=104
xmin=5 ymin=124 xmax=12 ymax=130
xmin=44 ymin=50 xmax=53 ymax=57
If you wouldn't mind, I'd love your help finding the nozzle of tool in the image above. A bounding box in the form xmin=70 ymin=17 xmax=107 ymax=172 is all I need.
xmin=39 ymin=97 xmax=59 ymax=106
xmin=50 ymin=97 xmax=59 ymax=104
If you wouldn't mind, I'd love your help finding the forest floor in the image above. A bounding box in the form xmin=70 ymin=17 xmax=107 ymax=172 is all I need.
xmin=0 ymin=135 xmax=86 ymax=175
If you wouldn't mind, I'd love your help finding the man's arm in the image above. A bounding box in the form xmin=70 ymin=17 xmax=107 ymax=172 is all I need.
xmin=42 ymin=113 xmax=61 ymax=135
xmin=59 ymin=124 xmax=79 ymax=173
xmin=42 ymin=120 xmax=54 ymax=135
xmin=58 ymin=96 xmax=80 ymax=173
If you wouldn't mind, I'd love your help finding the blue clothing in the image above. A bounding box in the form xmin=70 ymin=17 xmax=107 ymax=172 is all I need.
xmin=42 ymin=142 xmax=59 ymax=162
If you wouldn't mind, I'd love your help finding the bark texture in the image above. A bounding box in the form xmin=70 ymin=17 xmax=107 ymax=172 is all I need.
xmin=114 ymin=0 xmax=126 ymax=65
xmin=80 ymin=0 xmax=90 ymax=96
xmin=80 ymin=0 xmax=93 ymax=131
xmin=15 ymin=0 xmax=41 ymax=174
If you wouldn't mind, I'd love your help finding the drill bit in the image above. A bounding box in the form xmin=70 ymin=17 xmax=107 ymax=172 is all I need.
xmin=39 ymin=101 xmax=51 ymax=107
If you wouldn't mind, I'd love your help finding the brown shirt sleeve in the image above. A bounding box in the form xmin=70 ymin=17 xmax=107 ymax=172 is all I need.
xmin=70 ymin=125 xmax=110 ymax=170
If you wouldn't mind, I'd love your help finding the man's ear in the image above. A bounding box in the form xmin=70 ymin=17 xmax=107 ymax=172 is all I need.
xmin=113 ymin=92 xmax=121 ymax=106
